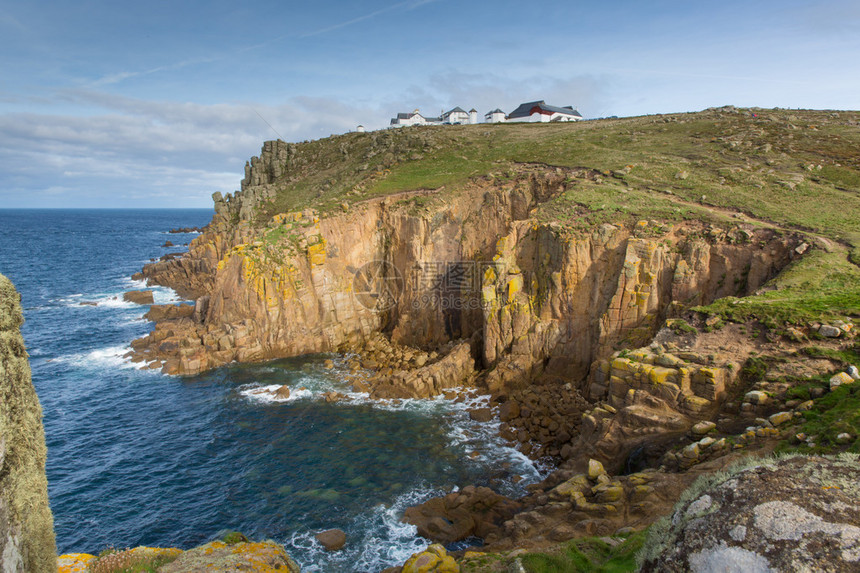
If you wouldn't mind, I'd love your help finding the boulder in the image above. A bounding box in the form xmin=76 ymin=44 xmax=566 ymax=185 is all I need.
xmin=468 ymin=408 xmax=493 ymax=423
xmin=639 ymin=455 xmax=860 ymax=572
xmin=274 ymin=385 xmax=291 ymax=400
xmin=767 ymin=411 xmax=792 ymax=426
xmin=830 ymin=372 xmax=854 ymax=390
xmin=123 ymin=290 xmax=154 ymax=304
xmin=818 ymin=324 xmax=842 ymax=338
xmin=403 ymin=485 xmax=521 ymax=544
xmin=743 ymin=391 xmax=768 ymax=405
xmin=499 ymin=400 xmax=520 ymax=422
xmin=691 ymin=421 xmax=716 ymax=436
xmin=401 ymin=544 xmax=458 ymax=573
xmin=588 ymin=459 xmax=606 ymax=480
xmin=315 ymin=529 xmax=346 ymax=551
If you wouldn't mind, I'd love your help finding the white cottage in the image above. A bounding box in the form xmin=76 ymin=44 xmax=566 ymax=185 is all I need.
xmin=390 ymin=110 xmax=427 ymax=127
xmin=484 ymin=108 xmax=507 ymax=123
xmin=390 ymin=109 xmax=445 ymax=127
xmin=441 ymin=107 xmax=471 ymax=125
xmin=506 ymin=101 xmax=582 ymax=123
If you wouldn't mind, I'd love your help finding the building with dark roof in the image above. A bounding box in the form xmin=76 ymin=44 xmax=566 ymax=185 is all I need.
xmin=485 ymin=108 xmax=507 ymax=123
xmin=506 ymin=101 xmax=582 ymax=123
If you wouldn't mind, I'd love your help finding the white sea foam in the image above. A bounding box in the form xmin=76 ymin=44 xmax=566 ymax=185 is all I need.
xmin=150 ymin=286 xmax=181 ymax=304
xmin=53 ymin=345 xmax=136 ymax=370
xmin=59 ymin=293 xmax=137 ymax=309
xmin=123 ymin=277 xmax=149 ymax=290
xmin=239 ymin=384 xmax=315 ymax=403
xmin=94 ymin=295 xmax=138 ymax=309
xmin=120 ymin=278 xmax=183 ymax=305
xmin=288 ymin=486 xmax=439 ymax=573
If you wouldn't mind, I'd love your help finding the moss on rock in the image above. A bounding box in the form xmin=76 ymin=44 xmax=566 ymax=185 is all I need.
xmin=0 ymin=273 xmax=57 ymax=572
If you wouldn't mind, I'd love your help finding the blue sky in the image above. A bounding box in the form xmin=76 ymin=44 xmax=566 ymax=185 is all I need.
xmin=1 ymin=0 xmax=858 ymax=208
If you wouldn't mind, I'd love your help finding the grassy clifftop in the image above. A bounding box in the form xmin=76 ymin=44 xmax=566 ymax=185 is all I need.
xmin=250 ymin=106 xmax=859 ymax=328
xmin=261 ymin=107 xmax=858 ymax=245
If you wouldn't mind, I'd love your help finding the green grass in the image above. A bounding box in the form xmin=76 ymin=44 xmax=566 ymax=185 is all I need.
xmin=799 ymin=343 xmax=860 ymax=366
xmin=518 ymin=531 xmax=646 ymax=573
xmin=695 ymin=249 xmax=860 ymax=328
xmin=252 ymin=109 xmax=860 ymax=239
xmin=221 ymin=531 xmax=250 ymax=545
xmin=780 ymin=381 xmax=860 ymax=454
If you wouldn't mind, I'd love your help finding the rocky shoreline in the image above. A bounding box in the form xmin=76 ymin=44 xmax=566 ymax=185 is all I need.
xmin=116 ymin=152 xmax=858 ymax=563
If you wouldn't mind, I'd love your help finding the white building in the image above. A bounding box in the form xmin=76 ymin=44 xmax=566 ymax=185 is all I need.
xmin=484 ymin=108 xmax=507 ymax=123
xmin=390 ymin=110 xmax=430 ymax=127
xmin=506 ymin=101 xmax=583 ymax=123
xmin=442 ymin=107 xmax=471 ymax=124
xmin=391 ymin=106 xmax=480 ymax=127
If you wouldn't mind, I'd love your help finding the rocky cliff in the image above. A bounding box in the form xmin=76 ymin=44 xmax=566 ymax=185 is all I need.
xmin=127 ymin=108 xmax=860 ymax=568
xmin=0 ymin=273 xmax=56 ymax=573
xmin=133 ymin=164 xmax=800 ymax=389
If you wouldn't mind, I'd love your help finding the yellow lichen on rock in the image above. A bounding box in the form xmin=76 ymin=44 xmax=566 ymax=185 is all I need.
xmin=307 ymin=241 xmax=326 ymax=266
xmin=401 ymin=543 xmax=459 ymax=573
xmin=158 ymin=540 xmax=301 ymax=573
xmin=57 ymin=553 xmax=94 ymax=573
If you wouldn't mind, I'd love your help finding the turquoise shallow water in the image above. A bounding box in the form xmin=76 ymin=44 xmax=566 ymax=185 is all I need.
xmin=0 ymin=209 xmax=541 ymax=572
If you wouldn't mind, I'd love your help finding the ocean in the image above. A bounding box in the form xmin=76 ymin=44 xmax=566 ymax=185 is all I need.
xmin=0 ymin=209 xmax=542 ymax=572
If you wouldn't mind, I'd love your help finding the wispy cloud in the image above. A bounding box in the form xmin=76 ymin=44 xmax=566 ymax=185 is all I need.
xmin=91 ymin=0 xmax=440 ymax=88
xmin=90 ymin=56 xmax=218 ymax=87
xmin=0 ymin=90 xmax=388 ymax=207
xmin=300 ymin=0 xmax=438 ymax=38
xmin=0 ymin=12 xmax=27 ymax=32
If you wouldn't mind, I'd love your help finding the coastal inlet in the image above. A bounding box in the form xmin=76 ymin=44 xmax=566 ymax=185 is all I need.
xmin=0 ymin=209 xmax=541 ymax=573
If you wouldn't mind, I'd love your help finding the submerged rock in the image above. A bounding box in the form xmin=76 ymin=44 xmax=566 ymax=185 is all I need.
xmin=315 ymin=528 xmax=346 ymax=551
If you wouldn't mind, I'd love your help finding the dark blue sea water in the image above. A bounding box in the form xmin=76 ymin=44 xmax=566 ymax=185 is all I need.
xmin=0 ymin=209 xmax=541 ymax=572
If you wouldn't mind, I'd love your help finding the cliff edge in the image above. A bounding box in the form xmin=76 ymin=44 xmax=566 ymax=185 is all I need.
xmin=0 ymin=273 xmax=56 ymax=572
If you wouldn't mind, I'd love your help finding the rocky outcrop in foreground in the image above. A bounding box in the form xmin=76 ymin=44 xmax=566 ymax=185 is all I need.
xmin=58 ymin=539 xmax=301 ymax=573
xmin=639 ymin=454 xmax=860 ymax=572
xmin=0 ymin=273 xmax=56 ymax=573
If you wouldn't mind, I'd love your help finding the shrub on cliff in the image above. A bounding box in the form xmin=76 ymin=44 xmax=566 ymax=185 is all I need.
xmin=87 ymin=547 xmax=181 ymax=573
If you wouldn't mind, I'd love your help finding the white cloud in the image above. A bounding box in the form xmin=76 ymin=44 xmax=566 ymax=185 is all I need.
xmin=0 ymin=91 xmax=386 ymax=207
